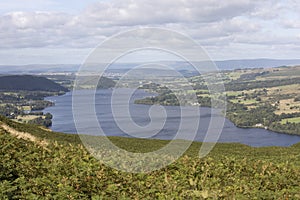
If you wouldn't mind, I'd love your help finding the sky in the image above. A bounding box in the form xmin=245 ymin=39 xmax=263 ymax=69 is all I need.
xmin=0 ymin=0 xmax=300 ymax=65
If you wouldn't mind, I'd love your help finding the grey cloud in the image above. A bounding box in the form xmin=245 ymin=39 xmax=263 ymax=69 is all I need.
xmin=0 ymin=0 xmax=299 ymax=55
xmin=0 ymin=11 xmax=70 ymax=29
xmin=281 ymin=20 xmax=300 ymax=29
xmin=80 ymin=0 xmax=256 ymax=26
xmin=233 ymin=33 xmax=300 ymax=46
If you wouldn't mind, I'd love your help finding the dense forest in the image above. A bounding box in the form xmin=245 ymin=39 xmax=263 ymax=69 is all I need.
xmin=0 ymin=75 xmax=68 ymax=92
xmin=73 ymin=76 xmax=116 ymax=89
xmin=225 ymin=77 xmax=300 ymax=91
xmin=97 ymin=77 xmax=116 ymax=89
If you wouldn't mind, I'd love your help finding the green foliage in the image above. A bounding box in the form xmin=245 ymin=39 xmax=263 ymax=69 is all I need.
xmin=0 ymin=75 xmax=68 ymax=92
xmin=294 ymin=96 xmax=300 ymax=102
xmin=0 ymin=116 xmax=81 ymax=145
xmin=97 ymin=77 xmax=116 ymax=89
xmin=227 ymin=103 xmax=278 ymax=127
xmin=29 ymin=100 xmax=54 ymax=111
xmin=75 ymin=76 xmax=116 ymax=89
xmin=225 ymin=77 xmax=300 ymax=91
xmin=226 ymin=103 xmax=300 ymax=135
xmin=270 ymin=122 xmax=300 ymax=135
xmin=27 ymin=116 xmax=52 ymax=127
xmin=0 ymin=117 xmax=300 ymax=199
xmin=135 ymin=69 xmax=300 ymax=135
xmin=0 ymin=90 xmax=61 ymax=127
xmin=45 ymin=113 xmax=53 ymax=120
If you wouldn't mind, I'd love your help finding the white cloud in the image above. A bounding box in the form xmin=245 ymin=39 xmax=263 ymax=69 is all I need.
xmin=0 ymin=0 xmax=300 ymax=64
xmin=0 ymin=0 xmax=57 ymax=13
xmin=79 ymin=0 xmax=256 ymax=26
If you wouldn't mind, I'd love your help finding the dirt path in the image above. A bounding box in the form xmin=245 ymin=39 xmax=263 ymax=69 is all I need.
xmin=0 ymin=122 xmax=49 ymax=148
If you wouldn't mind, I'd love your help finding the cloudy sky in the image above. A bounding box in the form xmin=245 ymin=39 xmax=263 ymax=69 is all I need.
xmin=0 ymin=0 xmax=300 ymax=64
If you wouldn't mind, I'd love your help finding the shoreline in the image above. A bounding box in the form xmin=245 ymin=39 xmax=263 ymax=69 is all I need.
xmin=42 ymin=89 xmax=300 ymax=147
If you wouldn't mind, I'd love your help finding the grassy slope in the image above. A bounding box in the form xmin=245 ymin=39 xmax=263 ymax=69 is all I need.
xmin=1 ymin=116 xmax=300 ymax=199
xmin=281 ymin=117 xmax=300 ymax=124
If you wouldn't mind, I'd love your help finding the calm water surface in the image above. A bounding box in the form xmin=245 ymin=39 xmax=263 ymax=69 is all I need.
xmin=44 ymin=89 xmax=300 ymax=147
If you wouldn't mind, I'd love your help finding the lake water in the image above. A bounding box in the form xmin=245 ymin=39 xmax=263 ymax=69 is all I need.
xmin=44 ymin=89 xmax=300 ymax=147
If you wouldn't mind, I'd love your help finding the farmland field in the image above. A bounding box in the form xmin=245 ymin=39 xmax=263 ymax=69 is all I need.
xmin=281 ymin=117 xmax=300 ymax=124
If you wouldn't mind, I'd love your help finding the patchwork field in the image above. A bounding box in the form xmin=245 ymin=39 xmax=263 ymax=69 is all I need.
xmin=281 ymin=117 xmax=300 ymax=124
xmin=136 ymin=65 xmax=300 ymax=134
xmin=13 ymin=115 xmax=40 ymax=123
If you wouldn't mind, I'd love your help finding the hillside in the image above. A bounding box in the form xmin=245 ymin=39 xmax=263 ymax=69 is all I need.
xmin=0 ymin=116 xmax=300 ymax=199
xmin=43 ymin=75 xmax=116 ymax=90
xmin=73 ymin=76 xmax=116 ymax=89
xmin=0 ymin=75 xmax=68 ymax=92
xmin=135 ymin=65 xmax=300 ymax=135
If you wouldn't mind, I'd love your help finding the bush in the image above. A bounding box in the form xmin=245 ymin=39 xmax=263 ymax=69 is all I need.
xmin=0 ymin=117 xmax=300 ymax=199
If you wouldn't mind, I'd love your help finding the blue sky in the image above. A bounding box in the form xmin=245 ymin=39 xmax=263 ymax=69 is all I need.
xmin=0 ymin=0 xmax=300 ymax=65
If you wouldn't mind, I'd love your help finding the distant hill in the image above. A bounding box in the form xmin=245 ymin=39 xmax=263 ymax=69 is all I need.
xmin=0 ymin=75 xmax=68 ymax=92
xmin=75 ymin=76 xmax=116 ymax=89
xmin=98 ymin=77 xmax=116 ymax=89
xmin=1 ymin=59 xmax=300 ymax=74
xmin=214 ymin=59 xmax=300 ymax=70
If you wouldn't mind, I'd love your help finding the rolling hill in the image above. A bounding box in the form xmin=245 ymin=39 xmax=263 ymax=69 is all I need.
xmin=0 ymin=75 xmax=68 ymax=92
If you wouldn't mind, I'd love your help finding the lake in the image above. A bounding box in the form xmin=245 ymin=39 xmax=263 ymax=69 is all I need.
xmin=44 ymin=89 xmax=300 ymax=147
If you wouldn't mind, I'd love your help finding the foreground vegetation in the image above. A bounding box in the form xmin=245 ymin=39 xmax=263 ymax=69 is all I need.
xmin=1 ymin=116 xmax=300 ymax=199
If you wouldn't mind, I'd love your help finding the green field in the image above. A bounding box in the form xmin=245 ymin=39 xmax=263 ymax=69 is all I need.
xmin=258 ymin=66 xmax=300 ymax=80
xmin=21 ymin=106 xmax=31 ymax=111
xmin=225 ymin=91 xmax=242 ymax=97
xmin=230 ymin=98 xmax=258 ymax=105
xmin=281 ymin=117 xmax=300 ymax=124
xmin=135 ymin=65 xmax=300 ymax=135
